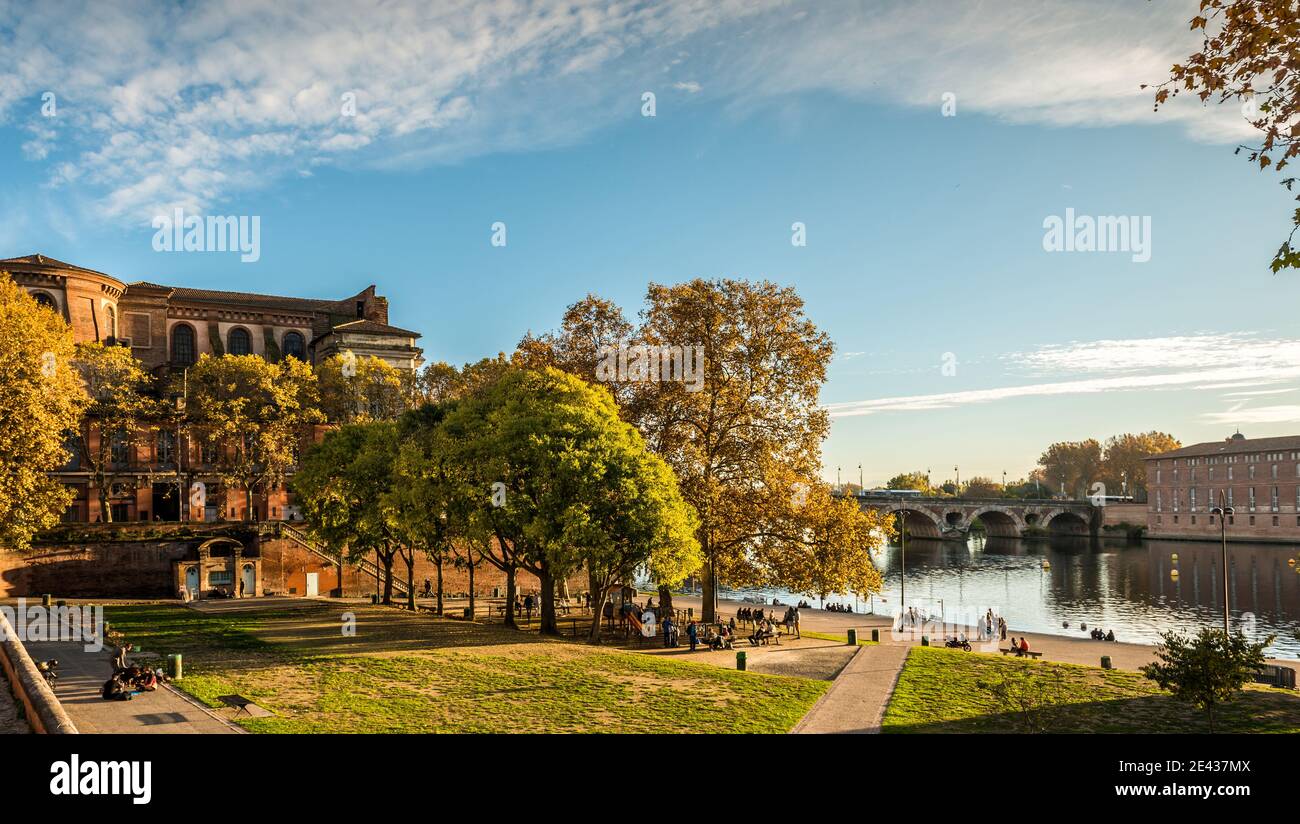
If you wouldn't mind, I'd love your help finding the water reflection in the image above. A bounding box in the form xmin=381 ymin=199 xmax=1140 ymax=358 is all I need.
xmin=724 ymin=535 xmax=1300 ymax=658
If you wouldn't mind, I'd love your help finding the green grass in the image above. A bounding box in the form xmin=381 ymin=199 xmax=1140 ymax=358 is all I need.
xmin=883 ymin=646 xmax=1300 ymax=734
xmin=799 ymin=629 xmax=876 ymax=646
xmin=105 ymin=603 xmax=827 ymax=734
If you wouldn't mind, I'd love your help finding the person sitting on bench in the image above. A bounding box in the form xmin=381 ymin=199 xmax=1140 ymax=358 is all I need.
xmin=1019 ymin=637 xmax=1030 ymax=655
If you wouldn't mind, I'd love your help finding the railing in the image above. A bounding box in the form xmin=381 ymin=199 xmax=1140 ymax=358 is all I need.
xmin=271 ymin=522 xmax=411 ymax=596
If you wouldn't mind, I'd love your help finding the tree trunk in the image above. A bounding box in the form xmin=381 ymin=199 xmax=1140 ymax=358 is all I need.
xmin=381 ymin=550 xmax=394 ymax=605
xmin=538 ymin=564 xmax=559 ymax=636
xmin=467 ymin=552 xmax=476 ymax=619
xmin=98 ymin=485 xmax=112 ymax=523
xmin=335 ymin=556 xmax=344 ymax=598
xmin=657 ymin=584 xmax=673 ymax=619
xmin=504 ymin=566 xmax=517 ymax=628
xmin=404 ymin=549 xmax=416 ymax=611
xmin=701 ymin=555 xmax=718 ymax=623
xmin=588 ymin=585 xmax=609 ymax=643
xmin=434 ymin=554 xmax=444 ymax=615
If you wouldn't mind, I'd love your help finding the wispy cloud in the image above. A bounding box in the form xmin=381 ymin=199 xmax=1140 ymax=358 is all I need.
xmin=828 ymin=333 xmax=1300 ymax=418
xmin=0 ymin=0 xmax=1245 ymax=224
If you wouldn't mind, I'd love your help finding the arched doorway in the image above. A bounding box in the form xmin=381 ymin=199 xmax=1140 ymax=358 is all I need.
xmin=241 ymin=563 xmax=256 ymax=598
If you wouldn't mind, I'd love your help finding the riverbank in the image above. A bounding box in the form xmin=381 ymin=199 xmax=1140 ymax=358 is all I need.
xmin=664 ymin=593 xmax=1299 ymax=672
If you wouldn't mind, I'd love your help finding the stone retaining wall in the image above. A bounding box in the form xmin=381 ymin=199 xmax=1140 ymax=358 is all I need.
xmin=0 ymin=612 xmax=77 ymax=734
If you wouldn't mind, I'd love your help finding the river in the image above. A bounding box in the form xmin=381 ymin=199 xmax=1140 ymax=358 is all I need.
xmin=710 ymin=535 xmax=1300 ymax=659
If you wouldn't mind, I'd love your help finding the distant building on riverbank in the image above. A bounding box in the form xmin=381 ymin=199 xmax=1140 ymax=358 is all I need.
xmin=1145 ymin=432 xmax=1300 ymax=542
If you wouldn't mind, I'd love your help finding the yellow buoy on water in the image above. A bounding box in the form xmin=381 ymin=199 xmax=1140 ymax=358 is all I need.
xmin=1171 ymin=569 xmax=1180 ymax=579
xmin=1042 ymin=560 xmax=1051 ymax=570
xmin=1289 ymin=558 xmax=1296 ymax=566
xmin=1171 ymin=553 xmax=1178 ymax=562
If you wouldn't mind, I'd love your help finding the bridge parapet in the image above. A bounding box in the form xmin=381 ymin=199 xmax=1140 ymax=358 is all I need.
xmin=853 ymin=496 xmax=1098 ymax=540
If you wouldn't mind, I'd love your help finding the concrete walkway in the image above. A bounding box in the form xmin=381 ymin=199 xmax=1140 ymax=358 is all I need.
xmin=791 ymin=643 xmax=910 ymax=734
xmin=25 ymin=641 xmax=238 ymax=734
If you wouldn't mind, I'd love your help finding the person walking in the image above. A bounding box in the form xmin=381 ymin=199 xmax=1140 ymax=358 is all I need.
xmin=687 ymin=620 xmax=699 ymax=652
xmin=791 ymin=606 xmax=801 ymax=639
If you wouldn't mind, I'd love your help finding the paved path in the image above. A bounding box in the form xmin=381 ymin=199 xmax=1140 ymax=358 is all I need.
xmin=792 ymin=643 xmax=910 ymax=734
xmin=25 ymin=641 xmax=238 ymax=734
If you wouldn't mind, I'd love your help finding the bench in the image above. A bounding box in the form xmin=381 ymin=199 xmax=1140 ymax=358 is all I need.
xmin=999 ymin=648 xmax=1043 ymax=659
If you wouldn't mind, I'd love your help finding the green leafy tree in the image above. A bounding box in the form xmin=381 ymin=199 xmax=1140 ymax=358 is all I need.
xmin=0 ymin=274 xmax=87 ymax=547
xmin=963 ymin=476 xmax=1003 ymax=498
xmin=186 ymin=354 xmax=322 ymax=521
xmin=445 ymin=365 xmax=700 ymax=636
xmin=292 ymin=422 xmax=404 ymax=604
xmin=69 ymin=343 xmax=157 ymax=522
xmin=886 ymin=471 xmax=933 ymax=494
xmin=1141 ymin=628 xmax=1273 ymax=733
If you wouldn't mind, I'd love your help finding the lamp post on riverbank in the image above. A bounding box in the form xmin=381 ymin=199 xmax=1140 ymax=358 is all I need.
xmin=1210 ymin=491 xmax=1234 ymax=635
xmin=896 ymin=490 xmax=907 ymax=624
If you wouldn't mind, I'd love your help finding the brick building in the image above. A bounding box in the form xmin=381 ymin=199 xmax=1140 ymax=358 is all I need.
xmin=3 ymin=253 xmax=423 ymax=524
xmin=1145 ymin=432 xmax=1300 ymax=542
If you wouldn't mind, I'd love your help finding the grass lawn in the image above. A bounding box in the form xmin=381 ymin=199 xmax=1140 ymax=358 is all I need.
xmin=799 ymin=629 xmax=876 ymax=646
xmin=104 ymin=602 xmax=827 ymax=733
xmin=883 ymin=646 xmax=1300 ymax=734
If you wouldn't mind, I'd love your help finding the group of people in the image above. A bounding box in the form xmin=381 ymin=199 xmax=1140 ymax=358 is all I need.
xmin=1006 ymin=636 xmax=1032 ymax=656
xmin=976 ymin=609 xmax=1008 ymax=641
xmin=1089 ymin=627 xmax=1117 ymax=641
xmin=100 ymin=644 xmax=166 ymax=702
xmin=824 ymin=602 xmax=854 ymax=613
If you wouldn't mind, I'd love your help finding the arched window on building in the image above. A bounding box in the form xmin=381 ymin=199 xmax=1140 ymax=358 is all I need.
xmin=228 ymin=327 xmax=251 ymax=356
xmin=282 ymin=331 xmax=305 ymax=360
xmin=31 ymin=291 xmax=57 ymax=310
xmin=171 ymin=324 xmax=196 ymax=365
xmin=105 ymin=304 xmax=117 ymax=339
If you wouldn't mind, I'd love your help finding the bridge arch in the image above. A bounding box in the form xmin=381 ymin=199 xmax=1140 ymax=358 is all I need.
xmin=969 ymin=505 xmax=1026 ymax=538
xmin=1044 ymin=509 xmax=1089 ymax=535
xmin=884 ymin=505 xmax=944 ymax=539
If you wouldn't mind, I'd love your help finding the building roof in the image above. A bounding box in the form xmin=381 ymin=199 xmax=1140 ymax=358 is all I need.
xmin=124 ymin=282 xmax=342 ymax=313
xmin=328 ymin=318 xmax=421 ymax=338
xmin=1146 ymin=432 xmax=1300 ymax=460
xmin=1 ymin=253 xmax=122 ymax=281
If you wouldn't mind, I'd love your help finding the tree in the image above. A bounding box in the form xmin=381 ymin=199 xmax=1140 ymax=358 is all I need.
xmin=69 ymin=343 xmax=157 ymax=522
xmin=391 ymin=401 xmax=474 ymax=614
xmin=886 ymin=471 xmax=933 ymax=494
xmin=446 ymin=366 xmax=700 ymax=636
xmin=317 ymin=353 xmax=415 ymax=424
xmin=1100 ymin=431 xmax=1180 ymax=498
xmin=1037 ymin=440 xmax=1103 ymax=499
xmin=1141 ymin=627 xmax=1273 ymax=733
xmin=963 ymin=476 xmax=1003 ymax=498
xmin=761 ymin=473 xmax=890 ymax=604
xmin=292 ymin=424 xmax=369 ymax=597
xmin=1150 ymin=1 xmax=1300 ymax=271
xmin=0 ymin=274 xmax=87 ymax=547
xmin=186 ymin=354 xmax=322 ymax=521
xmin=624 ymin=279 xmax=840 ymax=623
xmin=292 ymin=422 xmax=404 ymax=604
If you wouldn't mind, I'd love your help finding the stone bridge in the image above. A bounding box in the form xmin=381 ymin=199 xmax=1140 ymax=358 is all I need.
xmin=854 ymin=496 xmax=1101 ymax=540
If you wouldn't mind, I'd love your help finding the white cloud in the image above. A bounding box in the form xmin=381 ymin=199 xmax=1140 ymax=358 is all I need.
xmin=1202 ymin=405 xmax=1300 ymax=425
xmin=828 ymin=333 xmax=1300 ymax=418
xmin=0 ymin=0 xmax=1243 ymax=222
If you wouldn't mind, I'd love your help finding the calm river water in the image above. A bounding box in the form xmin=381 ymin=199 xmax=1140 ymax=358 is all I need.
xmin=716 ymin=535 xmax=1300 ymax=659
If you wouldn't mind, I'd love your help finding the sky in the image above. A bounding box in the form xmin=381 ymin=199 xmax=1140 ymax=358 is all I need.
xmin=3 ymin=0 xmax=1300 ymax=487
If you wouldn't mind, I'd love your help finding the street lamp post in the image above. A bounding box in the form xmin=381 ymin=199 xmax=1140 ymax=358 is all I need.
xmin=897 ymin=490 xmax=906 ymax=624
xmin=954 ymin=465 xmax=960 ymax=494
xmin=1210 ymin=491 xmax=1234 ymax=635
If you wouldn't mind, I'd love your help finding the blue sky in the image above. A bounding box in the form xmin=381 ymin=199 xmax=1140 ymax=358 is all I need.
xmin=3 ymin=0 xmax=1300 ymax=486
